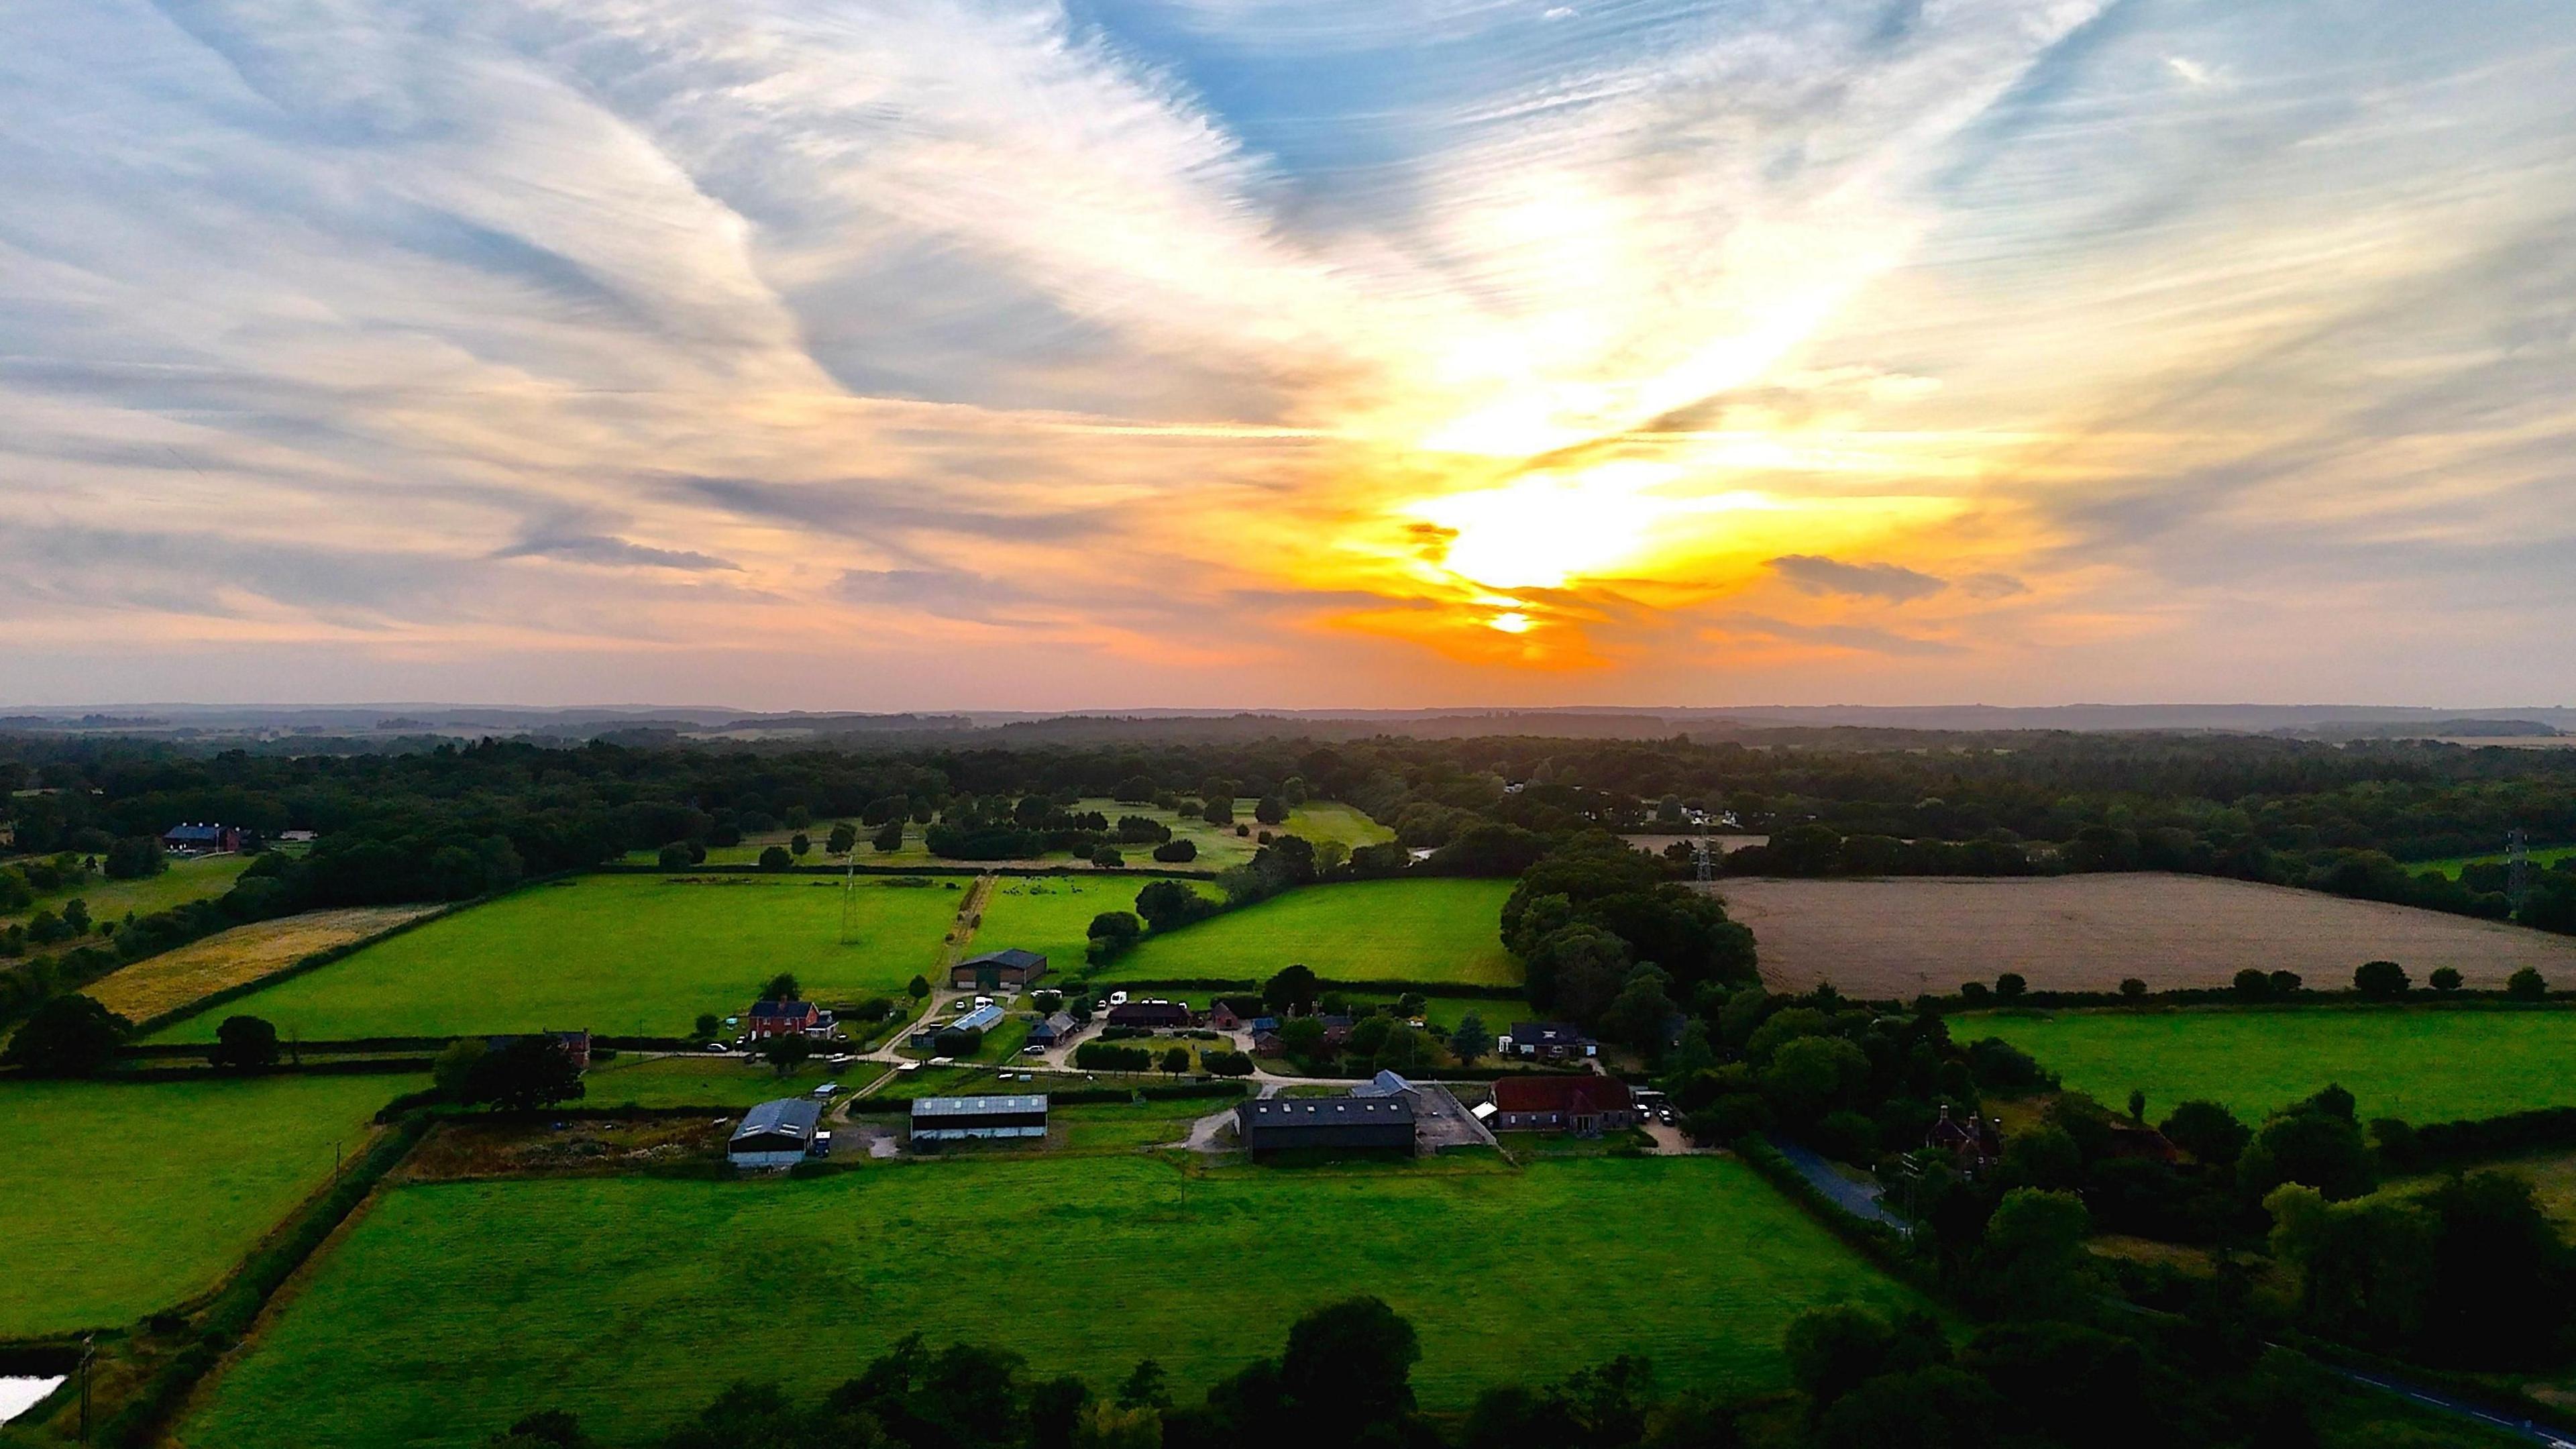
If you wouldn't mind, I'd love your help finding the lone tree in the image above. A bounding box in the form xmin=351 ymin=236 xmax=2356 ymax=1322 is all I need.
xmin=763 ymin=972 xmax=800 ymax=1002
xmin=1449 ymin=1012 xmax=1493 ymax=1067
xmin=1994 ymin=973 xmax=2028 ymax=1000
xmin=908 ymin=973 xmax=931 ymax=1001
xmin=826 ymin=822 xmax=859 ymax=855
xmin=1254 ymin=796 xmax=1289 ymax=825
xmin=209 ymin=1014 xmax=282 ymax=1072
xmin=0 ymin=994 xmax=131 ymax=1077
xmin=2507 ymin=967 xmax=2549 ymax=1001
xmin=657 ymin=842 xmax=694 ymax=870
xmin=694 ymin=1012 xmax=723 ymax=1041
xmin=873 ymin=819 xmax=904 ymax=853
xmin=1263 ymin=963 xmax=1320 ymax=1016
xmin=757 ymin=845 xmax=793 ymax=871
xmin=2429 ymin=967 xmax=2463 ymax=994
xmin=790 ymin=833 xmax=812 ymax=857
xmin=1159 ymin=1045 xmax=1191 ymax=1077
xmin=2353 ymin=959 xmax=2410 ymax=999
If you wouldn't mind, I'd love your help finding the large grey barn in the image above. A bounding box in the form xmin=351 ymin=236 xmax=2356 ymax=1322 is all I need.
xmin=910 ymin=1093 xmax=1050 ymax=1142
xmin=730 ymin=1097 xmax=823 ymax=1168
xmin=1235 ymin=1095 xmax=1416 ymax=1156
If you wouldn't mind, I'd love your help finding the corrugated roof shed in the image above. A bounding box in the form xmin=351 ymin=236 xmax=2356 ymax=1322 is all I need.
xmin=913 ymin=1093 xmax=1050 ymax=1117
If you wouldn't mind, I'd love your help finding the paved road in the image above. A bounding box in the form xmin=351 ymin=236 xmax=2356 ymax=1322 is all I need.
xmin=1766 ymin=1135 xmax=1913 ymax=1237
xmin=2328 ymin=1366 xmax=2576 ymax=1448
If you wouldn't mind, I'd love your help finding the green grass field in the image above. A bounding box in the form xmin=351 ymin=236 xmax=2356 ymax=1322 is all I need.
xmin=1964 ymin=1006 xmax=2576 ymax=1123
xmin=144 ymin=875 xmax=965 ymax=1043
xmin=580 ymin=1053 xmax=883 ymax=1108
xmin=0 ymin=1072 xmax=421 ymax=1336
xmin=974 ymin=876 xmax=1222 ymax=981
xmin=2402 ymin=843 xmax=2576 ymax=878
xmin=1 ymin=852 xmax=251 ymax=931
xmin=1091 ymin=879 xmax=1519 ymax=986
xmin=179 ymin=1155 xmax=1917 ymax=1448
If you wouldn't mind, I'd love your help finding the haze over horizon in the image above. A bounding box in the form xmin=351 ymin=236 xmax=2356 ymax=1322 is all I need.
xmin=5 ymin=1 xmax=2573 ymax=710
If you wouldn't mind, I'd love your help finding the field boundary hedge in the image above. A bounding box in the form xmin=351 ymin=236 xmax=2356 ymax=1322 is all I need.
xmin=1073 ymin=976 xmax=1526 ymax=1000
xmin=127 ymin=900 xmax=474 ymax=1038
xmin=95 ymin=1057 xmax=437 ymax=1085
xmin=2375 ymin=1105 xmax=2576 ymax=1170
xmin=853 ymin=1080 xmax=1252 ymax=1114
xmin=1935 ymin=989 xmax=2575 ymax=1015
xmin=595 ymin=863 xmax=1211 ymax=881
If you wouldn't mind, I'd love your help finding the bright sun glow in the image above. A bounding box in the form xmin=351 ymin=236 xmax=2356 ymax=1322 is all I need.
xmin=1487 ymin=610 xmax=1534 ymax=633
xmin=1412 ymin=461 xmax=1682 ymax=590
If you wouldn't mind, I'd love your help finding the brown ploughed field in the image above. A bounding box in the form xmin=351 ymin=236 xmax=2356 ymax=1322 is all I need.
xmin=1717 ymin=873 xmax=2576 ymax=996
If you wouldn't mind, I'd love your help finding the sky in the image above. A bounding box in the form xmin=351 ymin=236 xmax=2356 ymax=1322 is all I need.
xmin=3 ymin=0 xmax=2573 ymax=710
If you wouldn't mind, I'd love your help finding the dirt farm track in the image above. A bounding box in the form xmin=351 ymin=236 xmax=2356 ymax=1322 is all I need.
xmin=1717 ymin=873 xmax=2576 ymax=997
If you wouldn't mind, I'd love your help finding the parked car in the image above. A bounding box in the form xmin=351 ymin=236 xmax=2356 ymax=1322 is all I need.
xmin=704 ymin=1041 xmax=727 ymax=1053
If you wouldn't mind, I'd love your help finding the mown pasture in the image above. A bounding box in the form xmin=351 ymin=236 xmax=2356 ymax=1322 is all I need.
xmin=178 ymin=1154 xmax=1917 ymax=1448
xmin=0 ymin=1072 xmax=421 ymax=1337
xmin=578 ymin=1053 xmax=883 ymax=1108
xmin=144 ymin=875 xmax=963 ymax=1044
xmin=1091 ymin=878 xmax=1519 ymax=986
xmin=1963 ymin=1006 xmax=2576 ymax=1124
xmin=1 ymin=851 xmax=251 ymax=931
xmin=1724 ymin=873 xmax=2576 ymax=996
xmin=971 ymin=875 xmax=1217 ymax=983
xmin=86 ymin=904 xmax=443 ymax=1026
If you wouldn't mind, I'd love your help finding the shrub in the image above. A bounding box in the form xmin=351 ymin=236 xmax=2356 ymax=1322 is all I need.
xmin=2506 ymin=967 xmax=2548 ymax=1001
xmin=1151 ymin=839 xmax=1197 ymax=863
xmin=2232 ymin=968 xmax=2271 ymax=1002
xmin=657 ymin=842 xmax=694 ymax=870
xmin=757 ymin=845 xmax=793 ymax=871
xmin=1203 ymin=1049 xmax=1255 ymax=1077
xmin=2353 ymin=960 xmax=2409 ymax=999
xmin=1075 ymin=1041 xmax=1154 ymax=1073
xmin=2118 ymin=978 xmax=2146 ymax=999
xmin=1091 ymin=846 xmax=1125 ymax=869
xmin=2427 ymin=967 xmax=2462 ymax=994
xmin=1994 ymin=973 xmax=2027 ymax=1000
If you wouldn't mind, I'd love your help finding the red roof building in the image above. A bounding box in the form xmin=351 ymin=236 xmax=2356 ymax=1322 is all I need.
xmin=1490 ymin=1075 xmax=1637 ymax=1136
